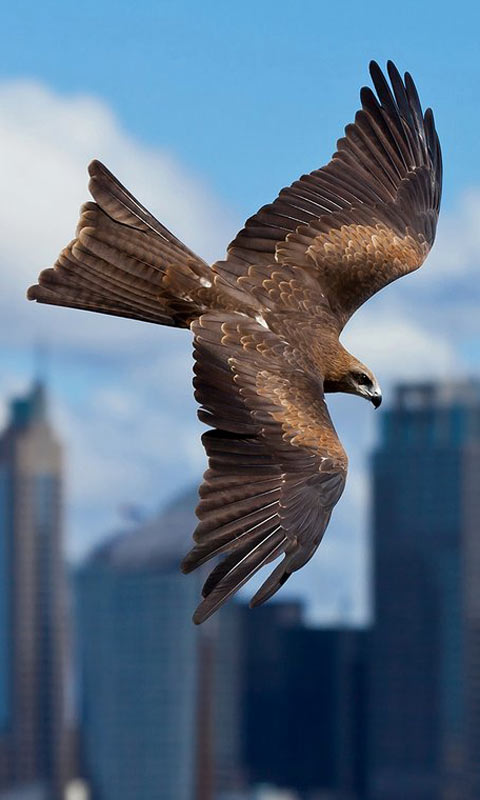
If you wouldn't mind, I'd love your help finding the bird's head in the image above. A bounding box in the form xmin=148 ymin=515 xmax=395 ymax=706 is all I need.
xmin=346 ymin=361 xmax=382 ymax=408
xmin=325 ymin=352 xmax=382 ymax=408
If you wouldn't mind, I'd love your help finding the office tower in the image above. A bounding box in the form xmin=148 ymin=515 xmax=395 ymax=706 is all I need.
xmin=198 ymin=601 xmax=245 ymax=800
xmin=370 ymin=380 xmax=480 ymax=800
xmin=241 ymin=602 xmax=368 ymax=799
xmin=0 ymin=380 xmax=69 ymax=799
xmin=76 ymin=488 xmax=246 ymax=800
xmin=76 ymin=490 xmax=201 ymax=800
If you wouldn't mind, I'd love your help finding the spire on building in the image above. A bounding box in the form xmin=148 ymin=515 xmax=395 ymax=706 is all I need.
xmin=9 ymin=379 xmax=48 ymax=429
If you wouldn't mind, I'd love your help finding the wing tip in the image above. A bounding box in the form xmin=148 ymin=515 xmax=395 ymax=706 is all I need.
xmin=192 ymin=606 xmax=208 ymax=625
xmin=192 ymin=593 xmax=224 ymax=625
xmin=386 ymin=58 xmax=399 ymax=75
xmin=249 ymin=563 xmax=291 ymax=608
xmin=180 ymin=558 xmax=194 ymax=575
xmin=368 ymin=59 xmax=383 ymax=81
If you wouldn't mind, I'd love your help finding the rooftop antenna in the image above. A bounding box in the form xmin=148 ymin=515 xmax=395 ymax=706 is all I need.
xmin=34 ymin=338 xmax=48 ymax=386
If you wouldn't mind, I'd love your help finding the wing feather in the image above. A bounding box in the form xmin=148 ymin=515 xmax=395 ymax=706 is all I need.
xmin=213 ymin=61 xmax=441 ymax=327
xmin=183 ymin=312 xmax=347 ymax=623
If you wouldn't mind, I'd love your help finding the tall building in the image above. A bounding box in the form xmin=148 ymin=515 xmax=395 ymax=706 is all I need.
xmin=241 ymin=602 xmax=368 ymax=799
xmin=196 ymin=601 xmax=246 ymax=800
xmin=370 ymin=380 xmax=480 ymax=800
xmin=76 ymin=490 xmax=201 ymax=800
xmin=0 ymin=380 xmax=69 ymax=799
xmin=76 ymin=489 xmax=245 ymax=800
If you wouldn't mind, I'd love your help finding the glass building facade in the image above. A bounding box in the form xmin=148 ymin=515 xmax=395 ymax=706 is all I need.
xmin=0 ymin=460 xmax=11 ymax=733
xmin=0 ymin=381 xmax=68 ymax=798
xmin=75 ymin=490 xmax=223 ymax=800
xmin=241 ymin=602 xmax=368 ymax=798
xmin=76 ymin=562 xmax=200 ymax=800
xmin=370 ymin=381 xmax=480 ymax=800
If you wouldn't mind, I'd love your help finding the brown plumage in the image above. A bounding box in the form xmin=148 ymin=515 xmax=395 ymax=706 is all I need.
xmin=27 ymin=61 xmax=442 ymax=623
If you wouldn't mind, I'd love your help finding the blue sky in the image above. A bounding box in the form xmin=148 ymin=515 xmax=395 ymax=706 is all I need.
xmin=3 ymin=0 xmax=480 ymax=212
xmin=2 ymin=0 xmax=480 ymax=621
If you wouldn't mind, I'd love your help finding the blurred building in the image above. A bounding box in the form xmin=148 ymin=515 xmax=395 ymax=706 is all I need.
xmin=241 ymin=602 xmax=368 ymax=799
xmin=75 ymin=489 xmax=245 ymax=800
xmin=0 ymin=381 xmax=69 ymax=799
xmin=370 ymin=380 xmax=480 ymax=800
xmin=76 ymin=490 xmax=201 ymax=800
xmin=199 ymin=602 xmax=246 ymax=800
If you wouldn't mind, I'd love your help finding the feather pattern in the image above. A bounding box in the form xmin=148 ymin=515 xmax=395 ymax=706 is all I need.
xmin=183 ymin=313 xmax=347 ymax=623
xmin=213 ymin=60 xmax=441 ymax=330
xmin=27 ymin=163 xmax=252 ymax=327
xmin=27 ymin=62 xmax=441 ymax=621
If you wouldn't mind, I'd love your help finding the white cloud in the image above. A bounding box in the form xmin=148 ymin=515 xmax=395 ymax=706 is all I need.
xmin=427 ymin=189 xmax=480 ymax=280
xmin=0 ymin=78 xmax=235 ymax=558
xmin=0 ymin=78 xmax=237 ymax=353
xmin=343 ymin=313 xmax=460 ymax=380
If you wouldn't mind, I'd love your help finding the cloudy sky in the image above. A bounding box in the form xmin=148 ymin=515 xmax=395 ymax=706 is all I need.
xmin=1 ymin=0 xmax=480 ymax=622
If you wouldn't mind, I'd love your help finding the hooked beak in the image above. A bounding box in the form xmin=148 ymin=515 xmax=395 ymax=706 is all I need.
xmin=371 ymin=390 xmax=382 ymax=409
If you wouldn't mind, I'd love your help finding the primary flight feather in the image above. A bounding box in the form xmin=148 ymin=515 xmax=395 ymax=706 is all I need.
xmin=27 ymin=61 xmax=442 ymax=623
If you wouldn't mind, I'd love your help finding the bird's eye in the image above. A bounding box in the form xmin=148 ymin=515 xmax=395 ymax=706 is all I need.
xmin=358 ymin=372 xmax=372 ymax=387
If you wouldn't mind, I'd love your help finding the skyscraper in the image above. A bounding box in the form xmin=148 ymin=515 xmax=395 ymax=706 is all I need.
xmin=76 ymin=487 xmax=249 ymax=800
xmin=76 ymin=490 xmax=202 ymax=800
xmin=199 ymin=601 xmax=246 ymax=799
xmin=241 ymin=601 xmax=368 ymax=799
xmin=370 ymin=380 xmax=480 ymax=800
xmin=0 ymin=380 xmax=69 ymax=799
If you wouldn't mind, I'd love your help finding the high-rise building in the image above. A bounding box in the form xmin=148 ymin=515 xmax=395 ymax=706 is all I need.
xmin=76 ymin=490 xmax=201 ymax=800
xmin=76 ymin=489 xmax=246 ymax=800
xmin=0 ymin=380 xmax=69 ymax=799
xmin=198 ymin=601 xmax=246 ymax=800
xmin=241 ymin=602 xmax=368 ymax=799
xmin=370 ymin=380 xmax=480 ymax=800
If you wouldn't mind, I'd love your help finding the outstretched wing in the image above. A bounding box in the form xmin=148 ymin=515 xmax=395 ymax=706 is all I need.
xmin=213 ymin=61 xmax=442 ymax=328
xmin=182 ymin=312 xmax=347 ymax=623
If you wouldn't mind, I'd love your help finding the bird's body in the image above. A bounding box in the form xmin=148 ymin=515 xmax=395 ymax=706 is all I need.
xmin=28 ymin=61 xmax=441 ymax=622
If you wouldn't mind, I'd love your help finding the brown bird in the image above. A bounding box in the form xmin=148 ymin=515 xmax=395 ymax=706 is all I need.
xmin=27 ymin=61 xmax=442 ymax=623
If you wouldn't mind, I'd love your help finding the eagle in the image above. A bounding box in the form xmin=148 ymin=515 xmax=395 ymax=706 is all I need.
xmin=28 ymin=61 xmax=442 ymax=623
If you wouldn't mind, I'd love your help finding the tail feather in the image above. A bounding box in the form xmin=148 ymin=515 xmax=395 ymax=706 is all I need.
xmin=36 ymin=237 xmax=184 ymax=324
xmin=88 ymin=159 xmax=196 ymax=252
xmin=27 ymin=161 xmax=214 ymax=328
xmin=27 ymin=281 xmax=166 ymax=324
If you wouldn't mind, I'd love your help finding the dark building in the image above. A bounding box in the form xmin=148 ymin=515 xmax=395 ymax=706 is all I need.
xmin=76 ymin=489 xmax=245 ymax=800
xmin=0 ymin=381 xmax=69 ymax=799
xmin=196 ymin=601 xmax=246 ymax=800
xmin=205 ymin=603 xmax=246 ymax=799
xmin=76 ymin=491 xmax=202 ymax=800
xmin=370 ymin=380 xmax=480 ymax=800
xmin=241 ymin=602 xmax=368 ymax=799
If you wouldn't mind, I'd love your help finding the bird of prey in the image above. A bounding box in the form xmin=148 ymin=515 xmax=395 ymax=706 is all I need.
xmin=28 ymin=61 xmax=442 ymax=623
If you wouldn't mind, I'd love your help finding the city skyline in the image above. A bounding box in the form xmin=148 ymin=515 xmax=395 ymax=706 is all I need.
xmin=1 ymin=375 xmax=480 ymax=798
xmin=74 ymin=487 xmax=368 ymax=800
xmin=76 ymin=490 xmax=202 ymax=800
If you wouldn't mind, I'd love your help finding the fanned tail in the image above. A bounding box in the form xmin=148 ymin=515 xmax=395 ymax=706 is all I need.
xmin=27 ymin=160 xmax=215 ymax=328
